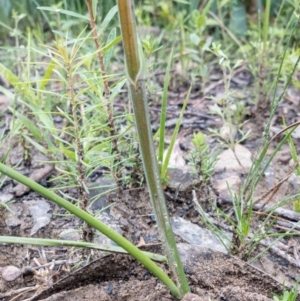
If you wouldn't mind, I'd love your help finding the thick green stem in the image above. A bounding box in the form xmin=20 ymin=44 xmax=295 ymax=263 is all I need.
xmin=117 ymin=0 xmax=140 ymax=83
xmin=0 ymin=162 xmax=180 ymax=298
xmin=117 ymin=0 xmax=190 ymax=297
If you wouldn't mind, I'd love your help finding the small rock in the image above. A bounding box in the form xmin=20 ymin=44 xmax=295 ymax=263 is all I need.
xmin=1 ymin=265 xmax=21 ymax=281
xmin=29 ymin=200 xmax=52 ymax=236
xmin=214 ymin=144 xmax=252 ymax=173
xmin=171 ymin=216 xmax=231 ymax=253
xmin=53 ymin=115 xmax=63 ymax=123
xmin=12 ymin=165 xmax=53 ymax=196
xmin=0 ymin=193 xmax=14 ymax=203
xmin=164 ymin=140 xmax=188 ymax=171
xmin=182 ymin=293 xmax=204 ymax=301
xmin=59 ymin=229 xmax=81 ymax=241
xmin=5 ymin=204 xmax=23 ymax=227
xmin=95 ymin=212 xmax=122 ymax=245
xmin=291 ymin=126 xmax=300 ymax=139
xmin=167 ymin=169 xmax=200 ymax=192
xmin=219 ymin=124 xmax=237 ymax=142
xmin=89 ymin=177 xmax=116 ymax=211
xmin=212 ymin=175 xmax=241 ymax=202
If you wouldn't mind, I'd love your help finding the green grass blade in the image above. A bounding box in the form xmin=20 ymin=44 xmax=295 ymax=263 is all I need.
xmin=15 ymin=113 xmax=43 ymax=141
xmin=37 ymin=7 xmax=89 ymax=21
xmin=38 ymin=60 xmax=55 ymax=94
xmin=282 ymin=117 xmax=300 ymax=176
xmin=0 ymin=236 xmax=167 ymax=263
xmin=158 ymin=48 xmax=174 ymax=170
xmin=104 ymin=28 xmax=117 ymax=69
xmin=161 ymin=86 xmax=191 ymax=180
xmin=101 ymin=5 xmax=118 ymax=32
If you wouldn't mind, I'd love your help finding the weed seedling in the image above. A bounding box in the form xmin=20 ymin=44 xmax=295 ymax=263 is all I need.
xmin=273 ymin=282 xmax=298 ymax=301
xmin=189 ymin=131 xmax=220 ymax=183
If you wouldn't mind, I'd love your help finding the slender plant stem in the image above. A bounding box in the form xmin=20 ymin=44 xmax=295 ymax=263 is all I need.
xmin=158 ymin=49 xmax=173 ymax=171
xmin=86 ymin=0 xmax=122 ymax=189
xmin=66 ymin=59 xmax=93 ymax=242
xmin=0 ymin=236 xmax=167 ymax=263
xmin=0 ymin=162 xmax=180 ymax=298
xmin=117 ymin=0 xmax=190 ymax=297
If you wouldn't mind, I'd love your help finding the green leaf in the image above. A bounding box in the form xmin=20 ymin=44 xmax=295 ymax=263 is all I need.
xmin=22 ymin=134 xmax=47 ymax=154
xmin=161 ymin=85 xmax=191 ymax=180
xmin=190 ymin=33 xmax=201 ymax=46
xmin=0 ymin=63 xmax=36 ymax=103
xmin=102 ymin=35 xmax=122 ymax=54
xmin=37 ymin=7 xmax=89 ymax=21
xmin=110 ymin=78 xmax=126 ymax=103
xmin=39 ymin=60 xmax=55 ymax=93
xmin=190 ymin=0 xmax=200 ymax=11
xmin=16 ymin=113 xmax=43 ymax=141
xmin=104 ymin=28 xmax=117 ymax=69
xmin=60 ymin=147 xmax=76 ymax=162
xmin=18 ymin=98 xmax=56 ymax=135
xmin=0 ymin=235 xmax=167 ymax=263
xmin=197 ymin=14 xmax=206 ymax=28
xmin=228 ymin=1 xmax=247 ymax=38
xmin=92 ymin=0 xmax=98 ymax=19
xmin=101 ymin=5 xmax=118 ymax=32
xmin=158 ymin=48 xmax=174 ymax=168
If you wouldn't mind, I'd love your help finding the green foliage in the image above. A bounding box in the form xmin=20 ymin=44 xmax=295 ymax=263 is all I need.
xmin=159 ymin=62 xmax=191 ymax=184
xmin=282 ymin=117 xmax=300 ymax=213
xmin=0 ymin=0 xmax=300 ymax=298
xmin=273 ymin=282 xmax=298 ymax=301
xmin=189 ymin=132 xmax=220 ymax=182
xmin=0 ymin=5 xmax=135 ymax=205
xmin=0 ymin=0 xmax=91 ymax=40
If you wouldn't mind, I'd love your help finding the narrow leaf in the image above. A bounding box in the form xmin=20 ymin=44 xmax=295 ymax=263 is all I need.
xmin=161 ymin=86 xmax=191 ymax=179
xmin=158 ymin=48 xmax=174 ymax=170
xmin=37 ymin=7 xmax=89 ymax=21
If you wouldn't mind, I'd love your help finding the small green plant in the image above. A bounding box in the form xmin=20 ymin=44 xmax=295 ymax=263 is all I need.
xmin=207 ymin=43 xmax=250 ymax=147
xmin=157 ymin=47 xmax=191 ymax=185
xmin=189 ymin=131 xmax=220 ymax=182
xmin=282 ymin=117 xmax=300 ymax=213
xmin=195 ymin=183 xmax=300 ymax=261
xmin=273 ymin=282 xmax=298 ymax=301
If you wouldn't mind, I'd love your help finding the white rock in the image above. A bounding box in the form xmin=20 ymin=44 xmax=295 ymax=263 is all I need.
xmin=212 ymin=175 xmax=241 ymax=201
xmin=60 ymin=229 xmax=81 ymax=241
xmin=219 ymin=124 xmax=237 ymax=142
xmin=29 ymin=200 xmax=52 ymax=236
xmin=1 ymin=265 xmax=21 ymax=281
xmin=0 ymin=193 xmax=14 ymax=203
xmin=214 ymin=144 xmax=252 ymax=173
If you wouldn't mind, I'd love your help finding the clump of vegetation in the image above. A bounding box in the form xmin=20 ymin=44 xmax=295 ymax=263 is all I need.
xmin=0 ymin=0 xmax=300 ymax=300
xmin=189 ymin=132 xmax=219 ymax=182
xmin=273 ymin=282 xmax=298 ymax=301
